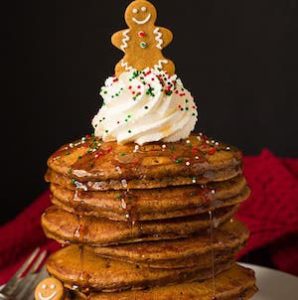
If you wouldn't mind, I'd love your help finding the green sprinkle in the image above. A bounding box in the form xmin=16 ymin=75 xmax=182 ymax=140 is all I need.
xmin=71 ymin=179 xmax=76 ymax=185
xmin=175 ymin=158 xmax=184 ymax=164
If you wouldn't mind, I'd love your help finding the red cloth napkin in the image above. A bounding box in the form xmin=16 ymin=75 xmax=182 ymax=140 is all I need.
xmin=0 ymin=149 xmax=297 ymax=284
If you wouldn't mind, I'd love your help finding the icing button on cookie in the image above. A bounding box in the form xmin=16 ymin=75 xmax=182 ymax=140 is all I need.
xmin=140 ymin=42 xmax=148 ymax=48
xmin=35 ymin=277 xmax=64 ymax=300
xmin=138 ymin=30 xmax=146 ymax=38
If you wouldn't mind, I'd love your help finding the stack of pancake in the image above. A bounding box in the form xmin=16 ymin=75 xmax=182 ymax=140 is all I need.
xmin=42 ymin=134 xmax=257 ymax=299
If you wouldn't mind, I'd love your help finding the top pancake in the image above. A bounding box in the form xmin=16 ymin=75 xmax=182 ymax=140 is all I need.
xmin=48 ymin=134 xmax=242 ymax=183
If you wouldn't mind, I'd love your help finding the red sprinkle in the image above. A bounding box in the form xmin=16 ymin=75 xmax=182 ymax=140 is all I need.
xmin=208 ymin=147 xmax=217 ymax=155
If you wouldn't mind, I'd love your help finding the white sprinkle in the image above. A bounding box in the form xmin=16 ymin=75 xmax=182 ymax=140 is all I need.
xmin=226 ymin=147 xmax=231 ymax=151
xmin=186 ymin=161 xmax=191 ymax=166
xmin=69 ymin=143 xmax=74 ymax=148
xmin=121 ymin=199 xmax=127 ymax=209
xmin=201 ymin=185 xmax=206 ymax=189
xmin=133 ymin=145 xmax=140 ymax=153
xmin=115 ymin=166 xmax=122 ymax=173
xmin=192 ymin=178 xmax=197 ymax=183
xmin=195 ymin=156 xmax=199 ymax=160
xmin=215 ymin=142 xmax=219 ymax=146
xmin=206 ymin=140 xmax=210 ymax=144
xmin=162 ymin=144 xmax=167 ymax=149
xmin=211 ymin=190 xmax=216 ymax=194
xmin=81 ymin=137 xmax=86 ymax=141
xmin=125 ymin=213 xmax=130 ymax=219
xmin=199 ymin=132 xmax=203 ymax=136
xmin=211 ymin=140 xmax=215 ymax=144
xmin=186 ymin=140 xmax=191 ymax=144
xmin=121 ymin=179 xmax=128 ymax=189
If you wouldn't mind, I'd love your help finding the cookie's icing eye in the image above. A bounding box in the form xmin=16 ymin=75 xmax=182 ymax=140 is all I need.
xmin=50 ymin=284 xmax=56 ymax=289
xmin=141 ymin=6 xmax=147 ymax=12
xmin=42 ymin=284 xmax=47 ymax=289
xmin=132 ymin=8 xmax=139 ymax=14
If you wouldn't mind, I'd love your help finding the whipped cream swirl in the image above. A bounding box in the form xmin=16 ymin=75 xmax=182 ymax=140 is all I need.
xmin=92 ymin=69 xmax=198 ymax=145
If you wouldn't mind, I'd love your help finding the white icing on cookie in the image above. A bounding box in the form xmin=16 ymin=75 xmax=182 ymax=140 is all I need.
xmin=120 ymin=29 xmax=130 ymax=52
xmin=121 ymin=60 xmax=133 ymax=71
xmin=38 ymin=291 xmax=57 ymax=300
xmin=154 ymin=27 xmax=163 ymax=49
xmin=132 ymin=13 xmax=152 ymax=25
xmin=154 ymin=59 xmax=169 ymax=70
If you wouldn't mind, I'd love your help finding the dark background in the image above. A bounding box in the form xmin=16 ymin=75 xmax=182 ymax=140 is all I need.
xmin=1 ymin=0 xmax=297 ymax=224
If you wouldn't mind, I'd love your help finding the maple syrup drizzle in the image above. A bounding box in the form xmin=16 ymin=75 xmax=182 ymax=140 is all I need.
xmin=209 ymin=210 xmax=216 ymax=299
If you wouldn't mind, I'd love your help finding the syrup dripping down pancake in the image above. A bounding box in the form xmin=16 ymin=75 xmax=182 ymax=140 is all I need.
xmin=47 ymin=245 xmax=233 ymax=293
xmin=42 ymin=205 xmax=239 ymax=246
xmin=48 ymin=135 xmax=242 ymax=183
xmin=63 ymin=264 xmax=257 ymax=300
xmin=49 ymin=176 xmax=250 ymax=221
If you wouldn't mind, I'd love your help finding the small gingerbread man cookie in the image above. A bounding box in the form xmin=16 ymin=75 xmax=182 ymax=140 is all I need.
xmin=35 ymin=277 xmax=65 ymax=300
xmin=112 ymin=0 xmax=175 ymax=76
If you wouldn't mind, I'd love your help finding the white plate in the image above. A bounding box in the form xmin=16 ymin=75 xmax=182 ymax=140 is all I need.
xmin=241 ymin=263 xmax=298 ymax=300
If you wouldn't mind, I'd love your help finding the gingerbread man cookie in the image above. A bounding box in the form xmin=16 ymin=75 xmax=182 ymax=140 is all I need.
xmin=35 ymin=277 xmax=65 ymax=300
xmin=112 ymin=0 xmax=175 ymax=76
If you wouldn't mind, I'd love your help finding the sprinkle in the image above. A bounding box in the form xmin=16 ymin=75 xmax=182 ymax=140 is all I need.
xmin=176 ymin=158 xmax=184 ymax=164
xmin=121 ymin=179 xmax=128 ymax=189
xmin=115 ymin=166 xmax=122 ymax=173
xmin=197 ymin=136 xmax=201 ymax=141
xmin=186 ymin=161 xmax=191 ymax=166
xmin=192 ymin=177 xmax=197 ymax=183
xmin=206 ymin=140 xmax=210 ymax=144
xmin=133 ymin=145 xmax=140 ymax=153
xmin=162 ymin=144 xmax=167 ymax=149
xmin=199 ymin=133 xmax=203 ymax=136
xmin=226 ymin=147 xmax=231 ymax=151
xmin=215 ymin=142 xmax=219 ymax=146
xmin=69 ymin=143 xmax=74 ymax=148
xmin=211 ymin=190 xmax=216 ymax=194
xmin=195 ymin=156 xmax=199 ymax=160
xmin=186 ymin=140 xmax=191 ymax=144
xmin=211 ymin=140 xmax=215 ymax=144
xmin=121 ymin=199 xmax=127 ymax=209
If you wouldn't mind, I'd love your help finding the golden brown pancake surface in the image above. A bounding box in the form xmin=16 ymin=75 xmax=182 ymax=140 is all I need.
xmin=92 ymin=220 xmax=249 ymax=269
xmin=49 ymin=176 xmax=249 ymax=221
xmin=42 ymin=205 xmax=238 ymax=246
xmin=63 ymin=265 xmax=256 ymax=300
xmin=47 ymin=245 xmax=233 ymax=292
xmin=48 ymin=135 xmax=242 ymax=183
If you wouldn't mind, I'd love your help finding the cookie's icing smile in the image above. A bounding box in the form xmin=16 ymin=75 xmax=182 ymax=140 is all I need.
xmin=38 ymin=291 xmax=57 ymax=300
xmin=132 ymin=13 xmax=151 ymax=25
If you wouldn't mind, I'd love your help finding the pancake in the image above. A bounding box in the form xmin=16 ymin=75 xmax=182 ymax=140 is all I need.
xmin=92 ymin=220 xmax=248 ymax=269
xmin=63 ymin=264 xmax=257 ymax=300
xmin=48 ymin=135 xmax=242 ymax=183
xmin=45 ymin=166 xmax=242 ymax=191
xmin=42 ymin=205 xmax=238 ymax=246
xmin=49 ymin=176 xmax=249 ymax=221
xmin=47 ymin=245 xmax=233 ymax=292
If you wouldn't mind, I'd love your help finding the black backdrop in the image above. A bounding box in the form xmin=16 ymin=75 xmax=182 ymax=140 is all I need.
xmin=1 ymin=0 xmax=297 ymax=224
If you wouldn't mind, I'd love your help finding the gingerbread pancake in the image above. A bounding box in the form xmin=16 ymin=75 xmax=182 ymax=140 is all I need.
xmin=49 ymin=176 xmax=249 ymax=221
xmin=47 ymin=135 xmax=242 ymax=183
xmin=92 ymin=220 xmax=248 ymax=269
xmin=45 ymin=166 xmax=242 ymax=191
xmin=42 ymin=205 xmax=238 ymax=246
xmin=64 ymin=264 xmax=257 ymax=300
xmin=47 ymin=245 xmax=233 ymax=293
